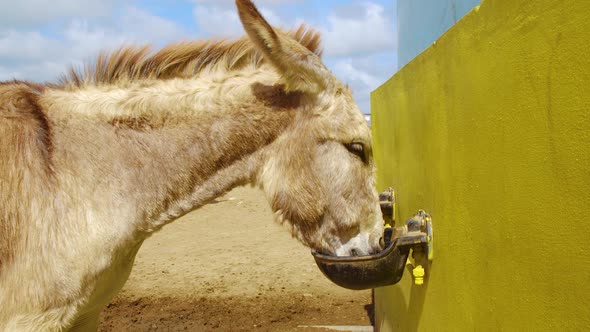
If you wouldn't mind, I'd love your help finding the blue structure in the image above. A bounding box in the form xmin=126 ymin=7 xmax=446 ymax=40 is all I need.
xmin=397 ymin=0 xmax=480 ymax=69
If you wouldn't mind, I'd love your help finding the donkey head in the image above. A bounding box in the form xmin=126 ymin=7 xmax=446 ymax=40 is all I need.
xmin=237 ymin=0 xmax=383 ymax=256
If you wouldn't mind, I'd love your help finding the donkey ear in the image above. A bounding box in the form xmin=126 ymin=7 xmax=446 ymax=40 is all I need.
xmin=236 ymin=0 xmax=331 ymax=93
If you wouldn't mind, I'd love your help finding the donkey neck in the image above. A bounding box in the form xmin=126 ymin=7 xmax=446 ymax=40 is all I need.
xmin=44 ymin=69 xmax=300 ymax=233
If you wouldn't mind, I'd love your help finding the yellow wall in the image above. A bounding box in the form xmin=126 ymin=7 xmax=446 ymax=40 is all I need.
xmin=371 ymin=0 xmax=590 ymax=330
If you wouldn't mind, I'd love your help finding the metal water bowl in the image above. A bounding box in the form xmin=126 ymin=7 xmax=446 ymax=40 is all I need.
xmin=312 ymin=189 xmax=433 ymax=290
xmin=312 ymin=231 xmax=427 ymax=290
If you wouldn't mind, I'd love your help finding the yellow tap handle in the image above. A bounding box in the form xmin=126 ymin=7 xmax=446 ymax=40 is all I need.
xmin=412 ymin=265 xmax=425 ymax=285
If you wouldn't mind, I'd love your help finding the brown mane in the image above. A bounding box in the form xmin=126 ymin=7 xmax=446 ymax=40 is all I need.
xmin=59 ymin=25 xmax=322 ymax=88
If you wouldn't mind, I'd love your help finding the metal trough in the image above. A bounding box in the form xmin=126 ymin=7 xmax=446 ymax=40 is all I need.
xmin=312 ymin=189 xmax=433 ymax=290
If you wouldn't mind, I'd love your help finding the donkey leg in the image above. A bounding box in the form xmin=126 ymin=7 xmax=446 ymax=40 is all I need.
xmin=65 ymin=309 xmax=100 ymax=332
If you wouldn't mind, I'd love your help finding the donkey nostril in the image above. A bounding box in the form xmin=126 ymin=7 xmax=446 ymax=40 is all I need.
xmin=350 ymin=249 xmax=358 ymax=257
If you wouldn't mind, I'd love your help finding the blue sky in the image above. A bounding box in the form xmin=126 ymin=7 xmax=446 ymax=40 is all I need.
xmin=0 ymin=0 xmax=397 ymax=114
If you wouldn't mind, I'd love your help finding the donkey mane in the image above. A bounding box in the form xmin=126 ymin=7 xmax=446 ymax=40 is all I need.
xmin=58 ymin=25 xmax=322 ymax=88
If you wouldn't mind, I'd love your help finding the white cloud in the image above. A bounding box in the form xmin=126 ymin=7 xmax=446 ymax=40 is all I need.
xmin=0 ymin=0 xmax=398 ymax=115
xmin=0 ymin=60 xmax=70 ymax=83
xmin=0 ymin=6 xmax=187 ymax=82
xmin=334 ymin=59 xmax=382 ymax=89
xmin=193 ymin=0 xmax=304 ymax=4
xmin=0 ymin=0 xmax=129 ymax=28
xmin=193 ymin=4 xmax=284 ymax=38
xmin=119 ymin=7 xmax=187 ymax=42
xmin=193 ymin=5 xmax=243 ymax=38
xmin=0 ymin=30 xmax=60 ymax=63
xmin=329 ymin=53 xmax=397 ymax=114
xmin=321 ymin=2 xmax=396 ymax=57
xmin=62 ymin=21 xmax=125 ymax=58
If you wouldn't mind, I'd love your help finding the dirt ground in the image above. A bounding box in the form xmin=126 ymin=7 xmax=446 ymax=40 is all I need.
xmin=98 ymin=187 xmax=374 ymax=331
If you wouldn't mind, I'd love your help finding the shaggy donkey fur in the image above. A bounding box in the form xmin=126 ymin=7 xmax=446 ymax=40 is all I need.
xmin=0 ymin=1 xmax=382 ymax=330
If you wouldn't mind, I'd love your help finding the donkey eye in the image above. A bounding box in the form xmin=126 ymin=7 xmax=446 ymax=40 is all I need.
xmin=344 ymin=142 xmax=366 ymax=163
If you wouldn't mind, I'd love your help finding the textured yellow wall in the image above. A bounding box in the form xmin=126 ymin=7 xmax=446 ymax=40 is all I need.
xmin=371 ymin=0 xmax=590 ymax=330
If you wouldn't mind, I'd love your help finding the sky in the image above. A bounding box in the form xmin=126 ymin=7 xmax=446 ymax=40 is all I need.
xmin=0 ymin=0 xmax=397 ymax=114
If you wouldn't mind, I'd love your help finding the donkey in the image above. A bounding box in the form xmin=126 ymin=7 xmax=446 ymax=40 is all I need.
xmin=0 ymin=0 xmax=383 ymax=330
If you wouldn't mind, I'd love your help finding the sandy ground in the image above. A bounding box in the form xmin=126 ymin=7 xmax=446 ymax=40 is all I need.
xmin=98 ymin=187 xmax=374 ymax=331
